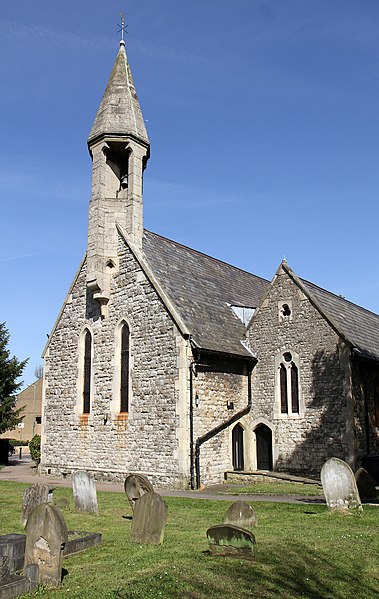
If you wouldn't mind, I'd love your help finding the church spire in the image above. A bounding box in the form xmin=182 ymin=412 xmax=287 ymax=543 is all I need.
xmin=86 ymin=32 xmax=150 ymax=316
xmin=88 ymin=40 xmax=149 ymax=147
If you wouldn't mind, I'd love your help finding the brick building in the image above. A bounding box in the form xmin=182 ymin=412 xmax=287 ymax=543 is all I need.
xmin=41 ymin=39 xmax=379 ymax=488
xmin=1 ymin=378 xmax=42 ymax=444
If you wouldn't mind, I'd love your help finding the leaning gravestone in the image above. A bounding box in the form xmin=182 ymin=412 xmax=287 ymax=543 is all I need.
xmin=224 ymin=501 xmax=257 ymax=529
xmin=124 ymin=473 xmax=154 ymax=511
xmin=24 ymin=504 xmax=68 ymax=587
xmin=21 ymin=484 xmax=50 ymax=527
xmin=72 ymin=471 xmax=98 ymax=514
xmin=355 ymin=468 xmax=377 ymax=501
xmin=207 ymin=525 xmax=256 ymax=559
xmin=321 ymin=457 xmax=362 ymax=510
xmin=131 ymin=492 xmax=167 ymax=545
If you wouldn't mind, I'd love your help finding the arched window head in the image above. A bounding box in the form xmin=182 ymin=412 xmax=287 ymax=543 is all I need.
xmin=120 ymin=323 xmax=130 ymax=413
xmin=83 ymin=330 xmax=92 ymax=414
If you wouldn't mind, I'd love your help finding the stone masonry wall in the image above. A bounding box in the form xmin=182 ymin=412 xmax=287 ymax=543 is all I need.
xmin=42 ymin=234 xmax=186 ymax=488
xmin=193 ymin=357 xmax=249 ymax=486
xmin=247 ymin=267 xmax=353 ymax=477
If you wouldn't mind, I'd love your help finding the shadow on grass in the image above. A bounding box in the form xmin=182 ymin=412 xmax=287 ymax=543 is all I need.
xmin=108 ymin=540 xmax=378 ymax=599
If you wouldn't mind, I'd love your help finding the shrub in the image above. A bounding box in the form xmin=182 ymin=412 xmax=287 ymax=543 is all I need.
xmin=29 ymin=435 xmax=41 ymax=465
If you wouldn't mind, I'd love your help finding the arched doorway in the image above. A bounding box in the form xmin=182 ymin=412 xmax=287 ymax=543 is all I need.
xmin=255 ymin=424 xmax=273 ymax=471
xmin=232 ymin=424 xmax=244 ymax=471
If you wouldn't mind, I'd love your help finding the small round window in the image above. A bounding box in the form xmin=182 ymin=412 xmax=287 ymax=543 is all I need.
xmin=283 ymin=352 xmax=292 ymax=363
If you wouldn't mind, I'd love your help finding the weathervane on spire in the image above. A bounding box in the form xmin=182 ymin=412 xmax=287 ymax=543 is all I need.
xmin=118 ymin=12 xmax=127 ymax=45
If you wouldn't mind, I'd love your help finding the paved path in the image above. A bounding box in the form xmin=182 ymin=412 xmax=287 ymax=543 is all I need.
xmin=0 ymin=453 xmax=326 ymax=505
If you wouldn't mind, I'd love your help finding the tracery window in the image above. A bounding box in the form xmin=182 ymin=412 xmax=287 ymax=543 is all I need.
xmin=276 ymin=351 xmax=301 ymax=417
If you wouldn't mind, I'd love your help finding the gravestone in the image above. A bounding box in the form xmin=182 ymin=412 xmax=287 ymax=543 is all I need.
xmin=0 ymin=556 xmax=10 ymax=583
xmin=0 ymin=533 xmax=26 ymax=573
xmin=72 ymin=471 xmax=98 ymax=514
xmin=24 ymin=504 xmax=68 ymax=587
xmin=21 ymin=484 xmax=49 ymax=527
xmin=224 ymin=501 xmax=257 ymax=529
xmin=355 ymin=468 xmax=377 ymax=501
xmin=131 ymin=492 xmax=167 ymax=545
xmin=206 ymin=525 xmax=256 ymax=559
xmin=54 ymin=497 xmax=70 ymax=511
xmin=124 ymin=473 xmax=154 ymax=511
xmin=321 ymin=457 xmax=362 ymax=510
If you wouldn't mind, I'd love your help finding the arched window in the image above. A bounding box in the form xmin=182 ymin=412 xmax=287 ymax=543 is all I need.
xmin=276 ymin=351 xmax=301 ymax=417
xmin=83 ymin=329 xmax=92 ymax=414
xmin=120 ymin=323 xmax=130 ymax=413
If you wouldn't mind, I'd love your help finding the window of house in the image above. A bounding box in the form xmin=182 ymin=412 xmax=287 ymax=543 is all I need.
xmin=35 ymin=416 xmax=42 ymax=424
xmin=120 ymin=323 xmax=130 ymax=412
xmin=83 ymin=329 xmax=92 ymax=414
xmin=276 ymin=350 xmax=301 ymax=417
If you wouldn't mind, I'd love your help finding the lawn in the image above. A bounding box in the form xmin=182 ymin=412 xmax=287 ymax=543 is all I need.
xmin=222 ymin=482 xmax=324 ymax=496
xmin=0 ymin=481 xmax=378 ymax=598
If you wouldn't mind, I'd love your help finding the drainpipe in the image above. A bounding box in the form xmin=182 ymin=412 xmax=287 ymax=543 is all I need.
xmin=195 ymin=361 xmax=253 ymax=489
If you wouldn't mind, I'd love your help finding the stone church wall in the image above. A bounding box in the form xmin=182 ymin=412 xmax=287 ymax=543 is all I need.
xmin=192 ymin=357 xmax=249 ymax=486
xmin=42 ymin=235 xmax=185 ymax=488
xmin=247 ymin=268 xmax=353 ymax=477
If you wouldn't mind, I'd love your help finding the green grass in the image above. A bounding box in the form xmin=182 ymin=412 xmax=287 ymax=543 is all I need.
xmin=222 ymin=482 xmax=324 ymax=496
xmin=0 ymin=481 xmax=378 ymax=598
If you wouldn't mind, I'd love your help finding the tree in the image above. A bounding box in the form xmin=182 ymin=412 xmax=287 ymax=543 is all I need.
xmin=0 ymin=322 xmax=28 ymax=434
xmin=34 ymin=364 xmax=43 ymax=379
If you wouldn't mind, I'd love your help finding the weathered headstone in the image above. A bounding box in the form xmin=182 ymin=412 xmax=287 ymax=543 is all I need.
xmin=131 ymin=492 xmax=167 ymax=545
xmin=207 ymin=525 xmax=256 ymax=559
xmin=355 ymin=468 xmax=377 ymax=501
xmin=72 ymin=471 xmax=98 ymax=514
xmin=124 ymin=473 xmax=154 ymax=511
xmin=21 ymin=484 xmax=49 ymax=527
xmin=224 ymin=501 xmax=257 ymax=529
xmin=321 ymin=457 xmax=362 ymax=510
xmin=54 ymin=497 xmax=70 ymax=511
xmin=0 ymin=556 xmax=10 ymax=583
xmin=0 ymin=534 xmax=26 ymax=576
xmin=24 ymin=504 xmax=68 ymax=587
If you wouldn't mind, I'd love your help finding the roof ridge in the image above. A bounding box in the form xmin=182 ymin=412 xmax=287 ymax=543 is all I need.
xmin=143 ymin=229 xmax=270 ymax=284
xmin=302 ymin=278 xmax=379 ymax=320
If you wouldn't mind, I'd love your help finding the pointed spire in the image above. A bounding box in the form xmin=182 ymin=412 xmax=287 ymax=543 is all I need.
xmin=88 ymin=42 xmax=149 ymax=147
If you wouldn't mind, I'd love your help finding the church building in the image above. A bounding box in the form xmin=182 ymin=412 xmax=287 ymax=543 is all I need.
xmin=41 ymin=37 xmax=379 ymax=488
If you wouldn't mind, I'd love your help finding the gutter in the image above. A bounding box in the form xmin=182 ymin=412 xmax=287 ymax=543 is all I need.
xmin=193 ymin=361 xmax=253 ymax=489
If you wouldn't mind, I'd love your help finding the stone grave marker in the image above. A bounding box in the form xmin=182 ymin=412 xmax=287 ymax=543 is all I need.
xmin=0 ymin=556 xmax=10 ymax=583
xmin=24 ymin=504 xmax=68 ymax=587
xmin=54 ymin=497 xmax=70 ymax=511
xmin=355 ymin=468 xmax=377 ymax=501
xmin=321 ymin=457 xmax=362 ymax=510
xmin=72 ymin=471 xmax=98 ymax=514
xmin=21 ymin=484 xmax=49 ymax=527
xmin=131 ymin=492 xmax=167 ymax=545
xmin=207 ymin=524 xmax=256 ymax=559
xmin=124 ymin=473 xmax=154 ymax=511
xmin=224 ymin=501 xmax=257 ymax=529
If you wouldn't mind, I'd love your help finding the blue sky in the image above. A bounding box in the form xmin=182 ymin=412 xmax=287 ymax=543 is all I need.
xmin=1 ymin=0 xmax=379 ymax=389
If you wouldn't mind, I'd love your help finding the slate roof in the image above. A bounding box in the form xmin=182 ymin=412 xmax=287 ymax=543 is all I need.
xmin=302 ymin=280 xmax=379 ymax=362
xmin=143 ymin=230 xmax=269 ymax=357
xmin=142 ymin=231 xmax=379 ymax=362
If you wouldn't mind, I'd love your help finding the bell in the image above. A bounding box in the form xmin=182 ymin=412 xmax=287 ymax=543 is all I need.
xmin=120 ymin=174 xmax=128 ymax=189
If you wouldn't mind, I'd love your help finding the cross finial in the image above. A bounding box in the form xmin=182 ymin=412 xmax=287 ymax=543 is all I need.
xmin=118 ymin=12 xmax=127 ymax=46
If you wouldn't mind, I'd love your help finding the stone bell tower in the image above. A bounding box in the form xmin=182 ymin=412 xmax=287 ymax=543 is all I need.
xmin=86 ymin=36 xmax=150 ymax=315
